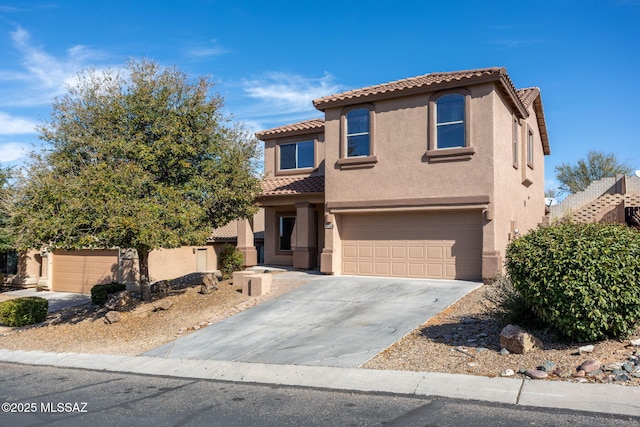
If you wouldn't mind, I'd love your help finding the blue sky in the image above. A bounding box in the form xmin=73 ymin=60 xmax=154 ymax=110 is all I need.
xmin=1 ymin=0 xmax=639 ymax=194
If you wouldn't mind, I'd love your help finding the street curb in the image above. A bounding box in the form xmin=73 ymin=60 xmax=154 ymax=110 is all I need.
xmin=0 ymin=349 xmax=638 ymax=417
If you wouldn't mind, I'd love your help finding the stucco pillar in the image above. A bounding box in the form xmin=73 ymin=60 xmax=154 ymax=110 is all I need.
xmin=237 ymin=217 xmax=257 ymax=267
xmin=293 ymin=202 xmax=317 ymax=269
xmin=481 ymin=208 xmax=501 ymax=281
xmin=320 ymin=212 xmax=341 ymax=275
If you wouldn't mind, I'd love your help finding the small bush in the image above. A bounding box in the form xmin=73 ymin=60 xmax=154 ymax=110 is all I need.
xmin=219 ymin=244 xmax=244 ymax=279
xmin=483 ymin=274 xmax=546 ymax=329
xmin=0 ymin=296 xmax=48 ymax=326
xmin=91 ymin=282 xmax=127 ymax=306
xmin=506 ymin=222 xmax=640 ymax=342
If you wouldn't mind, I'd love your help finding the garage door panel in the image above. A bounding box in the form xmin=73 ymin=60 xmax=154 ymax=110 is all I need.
xmin=342 ymin=212 xmax=481 ymax=280
xmin=52 ymin=249 xmax=118 ymax=294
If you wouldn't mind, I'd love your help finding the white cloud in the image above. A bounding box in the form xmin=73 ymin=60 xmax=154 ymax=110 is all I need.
xmin=0 ymin=112 xmax=37 ymax=134
xmin=242 ymin=72 xmax=342 ymax=115
xmin=187 ymin=39 xmax=229 ymax=58
xmin=0 ymin=26 xmax=109 ymax=107
xmin=0 ymin=142 xmax=29 ymax=163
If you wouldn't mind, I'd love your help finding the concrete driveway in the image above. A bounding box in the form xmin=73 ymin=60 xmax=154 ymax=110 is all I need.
xmin=146 ymin=273 xmax=481 ymax=368
xmin=0 ymin=289 xmax=91 ymax=313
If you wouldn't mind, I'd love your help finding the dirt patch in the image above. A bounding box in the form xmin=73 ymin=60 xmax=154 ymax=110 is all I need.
xmin=0 ymin=281 xmax=249 ymax=355
xmin=363 ymin=285 xmax=640 ymax=386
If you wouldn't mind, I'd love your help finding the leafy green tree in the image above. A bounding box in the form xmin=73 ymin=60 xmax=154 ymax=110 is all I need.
xmin=554 ymin=151 xmax=632 ymax=194
xmin=8 ymin=59 xmax=260 ymax=300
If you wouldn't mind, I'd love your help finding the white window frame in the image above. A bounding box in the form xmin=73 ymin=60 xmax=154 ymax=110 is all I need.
xmin=278 ymin=140 xmax=314 ymax=171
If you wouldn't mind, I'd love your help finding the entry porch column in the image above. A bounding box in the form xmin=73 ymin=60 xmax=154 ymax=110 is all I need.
xmin=237 ymin=217 xmax=257 ymax=267
xmin=293 ymin=202 xmax=317 ymax=269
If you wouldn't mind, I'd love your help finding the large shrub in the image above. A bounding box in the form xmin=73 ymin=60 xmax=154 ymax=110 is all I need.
xmin=506 ymin=222 xmax=640 ymax=342
xmin=0 ymin=296 xmax=48 ymax=326
xmin=91 ymin=282 xmax=127 ymax=306
xmin=219 ymin=244 xmax=244 ymax=279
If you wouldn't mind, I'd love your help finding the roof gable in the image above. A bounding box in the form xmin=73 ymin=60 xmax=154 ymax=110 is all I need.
xmin=255 ymin=118 xmax=324 ymax=140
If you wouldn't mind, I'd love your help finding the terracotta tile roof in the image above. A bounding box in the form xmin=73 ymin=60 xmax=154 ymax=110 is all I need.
xmin=208 ymin=209 xmax=265 ymax=242
xmin=312 ymin=67 xmax=528 ymax=118
xmin=260 ymin=176 xmax=325 ymax=196
xmin=517 ymin=87 xmax=540 ymax=109
xmin=255 ymin=118 xmax=324 ymax=140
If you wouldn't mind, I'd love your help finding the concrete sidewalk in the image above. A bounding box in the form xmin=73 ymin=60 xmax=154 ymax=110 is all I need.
xmin=0 ymin=349 xmax=638 ymax=418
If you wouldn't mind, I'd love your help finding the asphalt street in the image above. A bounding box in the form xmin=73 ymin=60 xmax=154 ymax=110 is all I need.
xmin=1 ymin=363 xmax=638 ymax=427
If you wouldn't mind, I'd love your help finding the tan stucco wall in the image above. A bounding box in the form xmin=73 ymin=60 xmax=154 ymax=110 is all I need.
xmin=490 ymin=90 xmax=547 ymax=275
xmin=323 ymin=83 xmax=496 ymax=205
xmin=148 ymin=246 xmax=217 ymax=282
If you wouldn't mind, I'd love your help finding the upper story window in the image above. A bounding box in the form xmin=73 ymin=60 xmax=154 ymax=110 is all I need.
xmin=337 ymin=104 xmax=377 ymax=168
xmin=527 ymin=128 xmax=534 ymax=168
xmin=512 ymin=118 xmax=519 ymax=168
xmin=346 ymin=108 xmax=370 ymax=157
xmin=279 ymin=140 xmax=314 ymax=170
xmin=426 ymin=89 xmax=474 ymax=161
xmin=435 ymin=94 xmax=465 ymax=149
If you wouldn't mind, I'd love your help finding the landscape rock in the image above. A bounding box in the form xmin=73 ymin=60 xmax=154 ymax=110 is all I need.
xmin=154 ymin=300 xmax=173 ymax=311
xmin=578 ymin=359 xmax=602 ymax=374
xmin=104 ymin=311 xmax=121 ymax=324
xmin=199 ymin=273 xmax=218 ymax=295
xmin=499 ymin=348 xmax=510 ymax=355
xmin=524 ymin=369 xmax=548 ymax=379
xmin=105 ymin=291 xmax=133 ymax=312
xmin=630 ymin=339 xmax=640 ymax=346
xmin=540 ymin=361 xmax=556 ymax=372
xmin=578 ymin=345 xmax=594 ymax=354
xmin=499 ymin=324 xmax=544 ymax=354
xmin=501 ymin=369 xmax=515 ymax=377
xmin=151 ymin=272 xmax=219 ymax=295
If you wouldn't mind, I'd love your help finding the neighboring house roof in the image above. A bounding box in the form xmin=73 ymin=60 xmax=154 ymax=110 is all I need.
xmin=208 ymin=208 xmax=265 ymax=242
xmin=255 ymin=118 xmax=325 ymax=140
xmin=260 ymin=176 xmax=325 ymax=196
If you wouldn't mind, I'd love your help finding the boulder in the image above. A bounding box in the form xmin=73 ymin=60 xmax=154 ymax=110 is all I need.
xmin=154 ymin=300 xmax=173 ymax=311
xmin=105 ymin=291 xmax=133 ymax=312
xmin=499 ymin=324 xmax=544 ymax=354
xmin=104 ymin=311 xmax=121 ymax=324
xmin=578 ymin=359 xmax=602 ymax=374
xmin=200 ymin=273 xmax=218 ymax=295
xmin=150 ymin=272 xmax=219 ymax=295
xmin=524 ymin=369 xmax=548 ymax=379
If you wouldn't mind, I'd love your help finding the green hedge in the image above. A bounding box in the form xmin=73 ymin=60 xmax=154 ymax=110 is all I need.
xmin=91 ymin=282 xmax=127 ymax=306
xmin=219 ymin=244 xmax=244 ymax=279
xmin=506 ymin=222 xmax=640 ymax=342
xmin=0 ymin=297 xmax=48 ymax=327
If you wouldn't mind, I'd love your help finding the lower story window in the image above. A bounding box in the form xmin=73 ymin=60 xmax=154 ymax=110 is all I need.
xmin=279 ymin=216 xmax=296 ymax=251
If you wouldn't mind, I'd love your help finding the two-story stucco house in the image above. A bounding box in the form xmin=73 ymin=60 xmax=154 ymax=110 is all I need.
xmin=238 ymin=67 xmax=550 ymax=281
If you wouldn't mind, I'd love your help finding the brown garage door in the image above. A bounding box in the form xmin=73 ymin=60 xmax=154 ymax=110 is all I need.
xmin=341 ymin=211 xmax=482 ymax=280
xmin=52 ymin=249 xmax=119 ymax=294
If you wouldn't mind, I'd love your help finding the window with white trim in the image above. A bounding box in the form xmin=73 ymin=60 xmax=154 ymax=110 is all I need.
xmin=435 ymin=94 xmax=465 ymax=149
xmin=527 ymin=129 xmax=534 ymax=168
xmin=512 ymin=118 xmax=519 ymax=168
xmin=345 ymin=108 xmax=370 ymax=157
xmin=279 ymin=140 xmax=314 ymax=170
